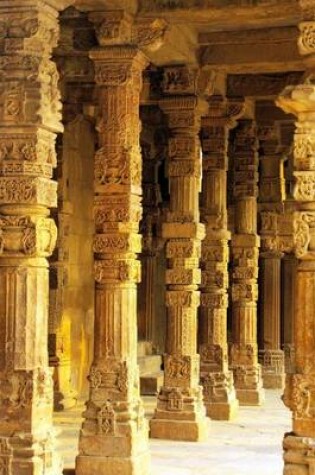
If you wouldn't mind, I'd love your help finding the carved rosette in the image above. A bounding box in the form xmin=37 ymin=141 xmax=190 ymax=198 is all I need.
xmin=199 ymin=96 xmax=243 ymax=420
xmin=0 ymin=2 xmax=63 ymax=474
xmin=150 ymin=65 xmax=210 ymax=442
xmin=230 ymin=119 xmax=264 ymax=406
xmin=76 ymin=11 xmax=151 ymax=475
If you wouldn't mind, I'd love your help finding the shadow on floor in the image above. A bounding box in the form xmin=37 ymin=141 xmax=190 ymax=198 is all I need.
xmin=63 ymin=470 xmax=75 ymax=475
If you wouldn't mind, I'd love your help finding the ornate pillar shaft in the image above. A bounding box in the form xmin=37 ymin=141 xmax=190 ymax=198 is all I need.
xmin=259 ymin=255 xmax=285 ymax=388
xmin=0 ymin=2 xmax=63 ymax=474
xmin=150 ymin=66 xmax=209 ymax=442
xmin=76 ymin=11 xmax=151 ymax=475
xmin=277 ymin=19 xmax=315 ymax=467
xmin=49 ymin=8 xmax=96 ymax=409
xmin=258 ymin=123 xmax=285 ymax=389
xmin=138 ymin=103 xmax=165 ymax=349
xmin=230 ymin=119 xmax=265 ymax=405
xmin=282 ymin=256 xmax=297 ymax=374
xmin=199 ymin=96 xmax=242 ymax=420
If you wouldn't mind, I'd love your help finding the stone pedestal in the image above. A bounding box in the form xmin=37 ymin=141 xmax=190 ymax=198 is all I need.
xmin=199 ymin=96 xmax=242 ymax=420
xmin=230 ymin=120 xmax=265 ymax=406
xmin=259 ymin=256 xmax=285 ymax=389
xmin=150 ymin=66 xmax=209 ymax=441
xmin=0 ymin=2 xmax=64 ymax=474
xmin=75 ymin=11 xmax=152 ymax=475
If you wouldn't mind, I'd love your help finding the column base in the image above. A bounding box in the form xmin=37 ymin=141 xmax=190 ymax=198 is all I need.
xmin=283 ymin=433 xmax=315 ymax=475
xmin=232 ymin=364 xmax=265 ymax=406
xmin=205 ymin=399 xmax=239 ymax=421
xmin=201 ymin=369 xmax=239 ymax=420
xmin=262 ymin=372 xmax=285 ymax=390
xmin=76 ymin=452 xmax=151 ymax=475
xmin=259 ymin=350 xmax=285 ymax=390
xmin=150 ymin=386 xmax=208 ymax=441
xmin=150 ymin=417 xmax=208 ymax=442
xmin=0 ymin=435 xmax=63 ymax=475
xmin=236 ymin=387 xmax=265 ymax=406
xmin=54 ymin=390 xmax=77 ymax=411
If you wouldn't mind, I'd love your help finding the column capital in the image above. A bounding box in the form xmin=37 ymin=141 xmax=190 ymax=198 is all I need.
xmin=90 ymin=46 xmax=149 ymax=86
xmin=89 ymin=9 xmax=167 ymax=52
xmin=277 ymin=81 xmax=315 ymax=119
xmin=202 ymin=95 xmax=245 ymax=129
xmin=161 ymin=65 xmax=216 ymax=98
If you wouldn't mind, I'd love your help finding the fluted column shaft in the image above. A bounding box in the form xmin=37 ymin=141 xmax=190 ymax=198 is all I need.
xmin=0 ymin=2 xmax=63 ymax=474
xmin=75 ymin=11 xmax=150 ymax=475
xmin=150 ymin=65 xmax=209 ymax=442
xmin=230 ymin=119 xmax=265 ymax=406
xmin=199 ymin=96 xmax=242 ymax=420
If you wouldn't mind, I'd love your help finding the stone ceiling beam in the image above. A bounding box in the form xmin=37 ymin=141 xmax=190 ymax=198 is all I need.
xmin=199 ymin=27 xmax=304 ymax=73
xmin=227 ymin=72 xmax=304 ymax=98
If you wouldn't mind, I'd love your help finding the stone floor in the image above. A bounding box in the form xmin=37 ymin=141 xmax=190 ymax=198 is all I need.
xmin=55 ymin=389 xmax=291 ymax=475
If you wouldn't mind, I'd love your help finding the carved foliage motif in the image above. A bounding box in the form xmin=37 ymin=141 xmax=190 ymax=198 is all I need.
xmin=89 ymin=362 xmax=128 ymax=397
xmin=162 ymin=66 xmax=198 ymax=95
xmin=298 ymin=21 xmax=315 ymax=56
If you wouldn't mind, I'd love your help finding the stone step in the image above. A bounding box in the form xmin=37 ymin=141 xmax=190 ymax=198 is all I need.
xmin=138 ymin=354 xmax=163 ymax=375
xmin=140 ymin=372 xmax=164 ymax=395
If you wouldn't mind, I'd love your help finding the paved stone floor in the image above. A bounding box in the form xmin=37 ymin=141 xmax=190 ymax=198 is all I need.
xmin=55 ymin=389 xmax=290 ymax=475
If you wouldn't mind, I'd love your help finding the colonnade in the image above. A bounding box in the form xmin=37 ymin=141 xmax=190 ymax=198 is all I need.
xmin=0 ymin=2 xmax=314 ymax=475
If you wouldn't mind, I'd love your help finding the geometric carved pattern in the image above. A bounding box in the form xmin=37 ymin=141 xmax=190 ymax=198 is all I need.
xmin=76 ymin=11 xmax=151 ymax=475
xmin=150 ymin=65 xmax=209 ymax=442
xmin=0 ymin=2 xmax=63 ymax=474
xmin=199 ymin=95 xmax=242 ymax=420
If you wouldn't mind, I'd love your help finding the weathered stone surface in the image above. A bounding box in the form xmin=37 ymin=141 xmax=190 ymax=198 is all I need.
xmin=230 ymin=119 xmax=265 ymax=406
xmin=199 ymin=95 xmax=242 ymax=420
xmin=0 ymin=1 xmax=63 ymax=473
xmin=150 ymin=65 xmax=209 ymax=442
xmin=75 ymin=11 xmax=151 ymax=475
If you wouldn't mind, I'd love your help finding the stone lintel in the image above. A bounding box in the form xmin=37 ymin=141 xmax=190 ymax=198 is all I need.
xmin=227 ymin=72 xmax=303 ymax=99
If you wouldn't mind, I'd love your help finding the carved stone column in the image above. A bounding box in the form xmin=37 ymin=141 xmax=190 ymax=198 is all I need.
xmin=138 ymin=103 xmax=166 ymax=351
xmin=150 ymin=66 xmax=209 ymax=441
xmin=230 ymin=119 xmax=265 ymax=405
xmin=75 ymin=11 xmax=157 ymax=475
xmin=276 ymin=19 xmax=315 ymax=467
xmin=282 ymin=256 xmax=297 ymax=374
xmin=258 ymin=123 xmax=285 ymax=389
xmin=199 ymin=95 xmax=243 ymax=420
xmin=0 ymin=2 xmax=63 ymax=474
xmin=259 ymin=254 xmax=285 ymax=389
xmin=49 ymin=7 xmax=96 ymax=409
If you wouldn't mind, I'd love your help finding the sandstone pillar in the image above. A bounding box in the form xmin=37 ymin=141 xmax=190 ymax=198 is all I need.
xmin=150 ymin=66 xmax=209 ymax=441
xmin=138 ymin=103 xmax=166 ymax=351
xmin=277 ymin=39 xmax=315 ymax=470
xmin=75 ymin=11 xmax=152 ymax=475
xmin=259 ymin=255 xmax=285 ymax=389
xmin=0 ymin=1 xmax=63 ymax=473
xmin=199 ymin=95 xmax=243 ymax=420
xmin=230 ymin=119 xmax=265 ymax=405
xmin=282 ymin=256 xmax=297 ymax=374
xmin=49 ymin=7 xmax=96 ymax=407
xmin=258 ymin=123 xmax=285 ymax=389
